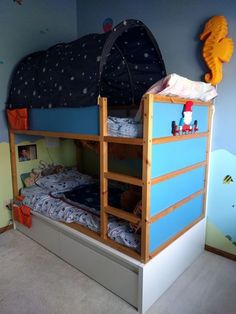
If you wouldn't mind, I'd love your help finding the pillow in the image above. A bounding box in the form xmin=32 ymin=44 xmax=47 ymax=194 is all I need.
xmin=20 ymin=172 xmax=39 ymax=187
xmin=35 ymin=169 xmax=93 ymax=192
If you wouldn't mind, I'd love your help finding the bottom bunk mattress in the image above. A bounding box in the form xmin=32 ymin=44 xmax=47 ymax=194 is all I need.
xmin=21 ymin=171 xmax=141 ymax=252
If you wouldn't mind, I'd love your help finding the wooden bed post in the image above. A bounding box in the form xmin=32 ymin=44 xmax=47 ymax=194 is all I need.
xmin=99 ymin=96 xmax=108 ymax=239
xmin=9 ymin=130 xmax=18 ymax=198
xmin=141 ymin=94 xmax=153 ymax=263
xmin=203 ymin=103 xmax=214 ymax=216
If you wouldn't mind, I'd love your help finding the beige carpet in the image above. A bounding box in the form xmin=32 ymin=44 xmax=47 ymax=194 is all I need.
xmin=0 ymin=230 xmax=236 ymax=314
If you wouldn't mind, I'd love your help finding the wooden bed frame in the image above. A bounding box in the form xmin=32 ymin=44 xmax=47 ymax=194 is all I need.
xmin=9 ymin=94 xmax=213 ymax=313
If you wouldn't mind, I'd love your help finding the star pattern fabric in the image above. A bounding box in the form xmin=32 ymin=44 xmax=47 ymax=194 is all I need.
xmin=7 ymin=20 xmax=166 ymax=109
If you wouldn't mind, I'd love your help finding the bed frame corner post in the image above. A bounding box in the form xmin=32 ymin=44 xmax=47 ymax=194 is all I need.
xmin=9 ymin=129 xmax=18 ymax=198
xmin=99 ymin=97 xmax=108 ymax=239
xmin=203 ymin=102 xmax=214 ymax=217
xmin=141 ymin=94 xmax=153 ymax=263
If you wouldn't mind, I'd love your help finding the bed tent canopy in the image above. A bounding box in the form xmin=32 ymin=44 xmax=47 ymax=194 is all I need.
xmin=7 ymin=19 xmax=166 ymax=109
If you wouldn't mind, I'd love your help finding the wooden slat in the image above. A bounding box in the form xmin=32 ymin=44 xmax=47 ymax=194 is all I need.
xmin=9 ymin=130 xmax=18 ymax=198
xmin=152 ymin=94 xmax=212 ymax=106
xmin=63 ymin=221 xmax=141 ymax=261
xmin=149 ymin=214 xmax=204 ymax=259
xmin=13 ymin=129 xmax=100 ymax=142
xmin=105 ymin=205 xmax=141 ymax=224
xmin=203 ymin=105 xmax=214 ymax=216
xmin=104 ymin=136 xmax=143 ymax=146
xmin=104 ymin=171 xmax=143 ymax=186
xmin=141 ymin=94 xmax=153 ymax=263
xmin=149 ymin=189 xmax=205 ymax=223
xmin=104 ymin=238 xmax=141 ymax=260
xmin=99 ymin=97 xmax=108 ymax=239
xmin=152 ymin=132 xmax=208 ymax=144
xmin=152 ymin=161 xmax=207 ymax=185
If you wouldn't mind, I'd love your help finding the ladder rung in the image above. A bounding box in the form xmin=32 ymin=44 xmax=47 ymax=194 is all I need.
xmin=105 ymin=205 xmax=141 ymax=224
xmin=104 ymin=171 xmax=143 ymax=186
xmin=104 ymin=136 xmax=143 ymax=146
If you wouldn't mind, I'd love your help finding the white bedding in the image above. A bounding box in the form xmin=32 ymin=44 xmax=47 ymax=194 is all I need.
xmin=135 ymin=73 xmax=217 ymax=121
xmin=146 ymin=73 xmax=217 ymax=101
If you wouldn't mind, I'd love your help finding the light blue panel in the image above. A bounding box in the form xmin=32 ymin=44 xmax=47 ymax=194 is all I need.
xmin=150 ymin=166 xmax=205 ymax=216
xmin=151 ymin=137 xmax=207 ymax=178
xmin=149 ymin=194 xmax=203 ymax=253
xmin=152 ymin=102 xmax=208 ymax=138
xmin=29 ymin=106 xmax=99 ymax=135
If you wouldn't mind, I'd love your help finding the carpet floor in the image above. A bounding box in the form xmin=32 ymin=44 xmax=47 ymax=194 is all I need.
xmin=0 ymin=230 xmax=236 ymax=314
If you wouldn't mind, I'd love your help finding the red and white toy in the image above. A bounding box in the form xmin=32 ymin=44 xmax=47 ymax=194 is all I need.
xmin=172 ymin=101 xmax=198 ymax=136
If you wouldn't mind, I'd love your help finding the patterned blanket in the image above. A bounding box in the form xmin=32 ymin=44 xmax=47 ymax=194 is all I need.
xmin=21 ymin=171 xmax=140 ymax=252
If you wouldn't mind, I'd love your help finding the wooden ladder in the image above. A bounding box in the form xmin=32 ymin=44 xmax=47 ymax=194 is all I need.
xmin=99 ymin=95 xmax=153 ymax=263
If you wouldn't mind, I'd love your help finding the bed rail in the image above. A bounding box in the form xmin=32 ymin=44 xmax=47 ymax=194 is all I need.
xmin=9 ymin=94 xmax=213 ymax=263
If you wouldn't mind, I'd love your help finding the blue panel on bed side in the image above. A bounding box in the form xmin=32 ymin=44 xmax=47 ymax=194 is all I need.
xmin=150 ymin=166 xmax=205 ymax=217
xmin=152 ymin=102 xmax=208 ymax=138
xmin=149 ymin=194 xmax=203 ymax=253
xmin=151 ymin=137 xmax=207 ymax=178
xmin=29 ymin=106 xmax=99 ymax=135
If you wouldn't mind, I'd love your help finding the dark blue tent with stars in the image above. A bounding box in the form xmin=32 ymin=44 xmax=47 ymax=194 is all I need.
xmin=7 ymin=19 xmax=166 ymax=109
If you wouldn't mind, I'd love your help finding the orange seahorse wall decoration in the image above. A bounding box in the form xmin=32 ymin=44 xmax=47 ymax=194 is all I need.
xmin=200 ymin=16 xmax=234 ymax=85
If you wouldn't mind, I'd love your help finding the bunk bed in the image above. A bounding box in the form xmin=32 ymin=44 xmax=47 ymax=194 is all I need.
xmin=7 ymin=19 xmax=213 ymax=313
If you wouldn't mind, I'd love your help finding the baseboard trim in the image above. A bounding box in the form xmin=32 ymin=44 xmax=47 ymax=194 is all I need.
xmin=0 ymin=224 xmax=13 ymax=234
xmin=205 ymin=244 xmax=236 ymax=262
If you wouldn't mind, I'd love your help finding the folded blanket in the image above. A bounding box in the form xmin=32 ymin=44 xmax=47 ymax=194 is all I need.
xmin=108 ymin=116 xmax=143 ymax=138
xmin=135 ymin=73 xmax=217 ymax=121
xmin=146 ymin=73 xmax=217 ymax=101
